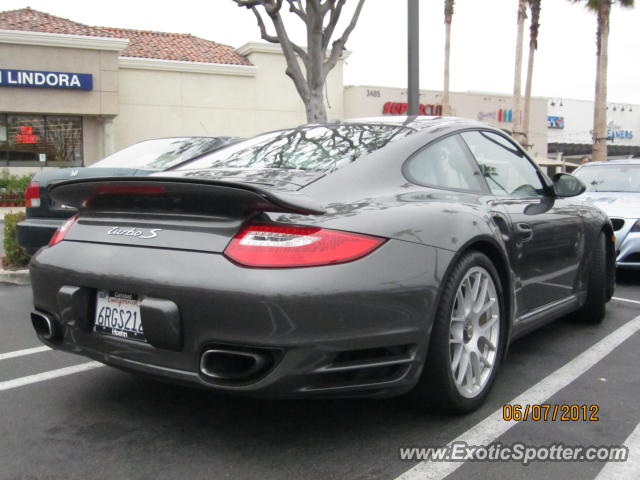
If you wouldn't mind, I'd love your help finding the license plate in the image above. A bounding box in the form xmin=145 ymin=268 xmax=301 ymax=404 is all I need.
xmin=94 ymin=291 xmax=145 ymax=342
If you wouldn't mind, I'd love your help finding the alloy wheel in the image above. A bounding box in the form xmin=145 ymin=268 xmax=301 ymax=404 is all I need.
xmin=449 ymin=266 xmax=500 ymax=398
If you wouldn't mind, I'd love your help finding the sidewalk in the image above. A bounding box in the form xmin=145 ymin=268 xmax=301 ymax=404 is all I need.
xmin=0 ymin=267 xmax=29 ymax=285
xmin=0 ymin=206 xmax=26 ymax=220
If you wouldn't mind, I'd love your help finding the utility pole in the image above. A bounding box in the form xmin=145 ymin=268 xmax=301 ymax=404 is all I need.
xmin=408 ymin=0 xmax=419 ymax=116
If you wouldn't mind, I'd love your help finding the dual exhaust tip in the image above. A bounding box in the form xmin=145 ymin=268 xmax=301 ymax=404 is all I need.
xmin=199 ymin=347 xmax=275 ymax=383
xmin=31 ymin=312 xmax=274 ymax=383
xmin=31 ymin=311 xmax=59 ymax=341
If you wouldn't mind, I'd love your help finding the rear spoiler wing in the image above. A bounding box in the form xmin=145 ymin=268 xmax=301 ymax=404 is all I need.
xmin=48 ymin=176 xmax=325 ymax=216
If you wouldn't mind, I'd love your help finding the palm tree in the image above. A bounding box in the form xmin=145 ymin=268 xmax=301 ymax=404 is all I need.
xmin=522 ymin=0 xmax=541 ymax=150
xmin=512 ymin=0 xmax=528 ymax=144
xmin=572 ymin=0 xmax=634 ymax=162
xmin=442 ymin=0 xmax=455 ymax=116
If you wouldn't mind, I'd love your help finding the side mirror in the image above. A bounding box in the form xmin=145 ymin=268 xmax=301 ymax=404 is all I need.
xmin=552 ymin=173 xmax=586 ymax=198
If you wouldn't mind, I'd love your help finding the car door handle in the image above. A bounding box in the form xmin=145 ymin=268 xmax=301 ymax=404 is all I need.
xmin=515 ymin=222 xmax=533 ymax=242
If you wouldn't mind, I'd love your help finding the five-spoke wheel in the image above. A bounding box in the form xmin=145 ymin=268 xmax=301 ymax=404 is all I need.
xmin=449 ymin=266 xmax=500 ymax=398
xmin=414 ymin=251 xmax=504 ymax=412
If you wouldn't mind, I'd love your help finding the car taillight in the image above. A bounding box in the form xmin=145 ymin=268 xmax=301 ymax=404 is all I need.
xmin=94 ymin=185 xmax=166 ymax=195
xmin=24 ymin=181 xmax=40 ymax=208
xmin=48 ymin=216 xmax=78 ymax=247
xmin=224 ymin=224 xmax=386 ymax=268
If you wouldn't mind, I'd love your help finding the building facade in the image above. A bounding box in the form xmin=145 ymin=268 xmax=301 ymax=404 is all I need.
xmin=344 ymin=85 xmax=549 ymax=160
xmin=2 ymin=8 xmax=638 ymax=178
xmin=0 ymin=8 xmax=344 ymax=174
xmin=547 ymin=97 xmax=640 ymax=159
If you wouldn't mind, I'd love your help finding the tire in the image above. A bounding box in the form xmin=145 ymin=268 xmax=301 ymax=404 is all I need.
xmin=412 ymin=251 xmax=504 ymax=413
xmin=576 ymin=231 xmax=608 ymax=324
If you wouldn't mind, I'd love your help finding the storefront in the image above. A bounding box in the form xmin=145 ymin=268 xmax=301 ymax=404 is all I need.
xmin=3 ymin=8 xmax=638 ymax=177
xmin=0 ymin=8 xmax=346 ymax=174
xmin=0 ymin=113 xmax=83 ymax=164
xmin=547 ymin=98 xmax=640 ymax=159
xmin=343 ymin=85 xmax=550 ymax=160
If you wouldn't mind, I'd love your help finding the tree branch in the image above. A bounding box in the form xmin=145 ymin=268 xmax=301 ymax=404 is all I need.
xmin=231 ymin=0 xmax=265 ymax=7
xmin=324 ymin=0 xmax=365 ymax=77
xmin=286 ymin=0 xmax=306 ymax=20
xmin=250 ymin=6 xmax=280 ymax=43
xmin=322 ymin=0 xmax=346 ymax=51
xmin=266 ymin=6 xmax=310 ymax=100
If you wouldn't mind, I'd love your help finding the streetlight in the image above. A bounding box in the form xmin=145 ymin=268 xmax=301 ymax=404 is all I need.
xmin=408 ymin=0 xmax=419 ymax=116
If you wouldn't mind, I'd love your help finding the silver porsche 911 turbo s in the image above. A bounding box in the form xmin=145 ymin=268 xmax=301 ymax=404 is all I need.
xmin=28 ymin=117 xmax=615 ymax=412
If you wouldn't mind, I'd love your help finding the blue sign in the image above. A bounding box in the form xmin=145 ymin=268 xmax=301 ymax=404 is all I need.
xmin=0 ymin=69 xmax=93 ymax=90
xmin=608 ymin=128 xmax=633 ymax=140
xmin=547 ymin=116 xmax=565 ymax=129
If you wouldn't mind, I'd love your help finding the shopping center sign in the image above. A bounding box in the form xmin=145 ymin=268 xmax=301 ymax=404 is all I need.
xmin=0 ymin=69 xmax=93 ymax=90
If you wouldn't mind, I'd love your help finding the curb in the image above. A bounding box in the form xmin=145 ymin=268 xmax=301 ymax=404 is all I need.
xmin=0 ymin=268 xmax=30 ymax=285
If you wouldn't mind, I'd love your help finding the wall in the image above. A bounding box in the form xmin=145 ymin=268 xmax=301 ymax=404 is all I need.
xmin=344 ymin=85 xmax=548 ymax=159
xmin=113 ymin=43 xmax=345 ymax=152
xmin=0 ymin=42 xmax=120 ymax=116
xmin=547 ymin=98 xmax=640 ymax=147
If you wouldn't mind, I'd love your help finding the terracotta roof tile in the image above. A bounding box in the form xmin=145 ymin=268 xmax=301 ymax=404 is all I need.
xmin=0 ymin=7 xmax=252 ymax=66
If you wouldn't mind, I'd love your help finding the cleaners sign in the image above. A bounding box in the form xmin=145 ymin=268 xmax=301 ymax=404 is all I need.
xmin=0 ymin=69 xmax=93 ymax=90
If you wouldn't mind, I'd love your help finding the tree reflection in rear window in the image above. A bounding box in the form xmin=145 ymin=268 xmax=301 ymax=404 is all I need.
xmin=177 ymin=124 xmax=413 ymax=173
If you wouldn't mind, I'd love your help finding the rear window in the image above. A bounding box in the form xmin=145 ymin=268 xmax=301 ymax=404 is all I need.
xmin=91 ymin=137 xmax=233 ymax=170
xmin=177 ymin=124 xmax=412 ymax=173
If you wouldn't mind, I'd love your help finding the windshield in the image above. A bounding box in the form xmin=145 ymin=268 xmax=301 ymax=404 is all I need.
xmin=177 ymin=124 xmax=413 ymax=173
xmin=574 ymin=164 xmax=640 ymax=192
xmin=91 ymin=137 xmax=233 ymax=170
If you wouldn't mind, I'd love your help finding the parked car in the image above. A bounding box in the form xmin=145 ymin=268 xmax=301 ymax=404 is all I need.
xmin=573 ymin=159 xmax=640 ymax=269
xmin=28 ymin=117 xmax=615 ymax=412
xmin=17 ymin=136 xmax=238 ymax=254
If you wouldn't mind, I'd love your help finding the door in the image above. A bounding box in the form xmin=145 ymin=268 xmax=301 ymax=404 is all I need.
xmin=460 ymin=130 xmax=584 ymax=318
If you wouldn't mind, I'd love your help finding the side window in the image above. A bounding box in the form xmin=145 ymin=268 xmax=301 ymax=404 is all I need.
xmin=404 ymin=134 xmax=485 ymax=192
xmin=460 ymin=131 xmax=544 ymax=197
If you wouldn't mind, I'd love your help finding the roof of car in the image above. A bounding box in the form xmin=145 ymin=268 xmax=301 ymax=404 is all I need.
xmin=343 ymin=116 xmax=490 ymax=130
xmin=579 ymin=159 xmax=640 ymax=166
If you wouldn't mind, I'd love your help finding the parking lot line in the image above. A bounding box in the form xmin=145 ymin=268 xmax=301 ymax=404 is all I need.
xmin=0 ymin=345 xmax=50 ymax=361
xmin=0 ymin=362 xmax=103 ymax=392
xmin=395 ymin=314 xmax=640 ymax=480
xmin=594 ymin=421 xmax=640 ymax=479
xmin=612 ymin=297 xmax=640 ymax=306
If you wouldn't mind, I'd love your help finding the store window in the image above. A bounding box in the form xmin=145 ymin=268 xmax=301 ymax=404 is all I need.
xmin=0 ymin=114 xmax=83 ymax=165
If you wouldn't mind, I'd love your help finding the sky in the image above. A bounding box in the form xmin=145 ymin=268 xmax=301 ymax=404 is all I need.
xmin=2 ymin=0 xmax=639 ymax=104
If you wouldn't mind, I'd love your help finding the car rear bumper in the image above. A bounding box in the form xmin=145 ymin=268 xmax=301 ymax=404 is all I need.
xmin=30 ymin=239 xmax=453 ymax=397
xmin=17 ymin=217 xmax=66 ymax=255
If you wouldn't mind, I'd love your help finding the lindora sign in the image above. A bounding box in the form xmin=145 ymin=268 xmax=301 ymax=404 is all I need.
xmin=0 ymin=69 xmax=93 ymax=90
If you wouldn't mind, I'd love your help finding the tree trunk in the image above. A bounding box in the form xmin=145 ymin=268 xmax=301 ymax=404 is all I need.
xmin=592 ymin=1 xmax=610 ymax=163
xmin=306 ymin=87 xmax=327 ymax=123
xmin=512 ymin=0 xmax=527 ymax=144
xmin=522 ymin=0 xmax=541 ymax=151
xmin=443 ymin=20 xmax=452 ymax=115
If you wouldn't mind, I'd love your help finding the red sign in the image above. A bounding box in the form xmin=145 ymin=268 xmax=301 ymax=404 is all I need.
xmin=383 ymin=102 xmax=443 ymax=116
xmin=16 ymin=125 xmax=39 ymax=144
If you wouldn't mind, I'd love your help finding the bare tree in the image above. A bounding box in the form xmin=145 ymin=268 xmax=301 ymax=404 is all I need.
xmin=522 ymin=0 xmax=541 ymax=150
xmin=232 ymin=0 xmax=366 ymax=123
xmin=512 ymin=0 xmax=527 ymax=144
xmin=442 ymin=0 xmax=455 ymax=116
xmin=570 ymin=0 xmax=634 ymax=162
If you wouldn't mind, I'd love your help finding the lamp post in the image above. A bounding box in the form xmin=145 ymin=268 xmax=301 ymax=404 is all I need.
xmin=408 ymin=0 xmax=419 ymax=116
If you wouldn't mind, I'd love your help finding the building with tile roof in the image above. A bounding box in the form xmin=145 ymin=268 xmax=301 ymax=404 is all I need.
xmin=0 ymin=8 xmax=345 ymax=170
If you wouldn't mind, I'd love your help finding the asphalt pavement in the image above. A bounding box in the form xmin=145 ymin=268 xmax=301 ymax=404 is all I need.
xmin=0 ymin=274 xmax=638 ymax=480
